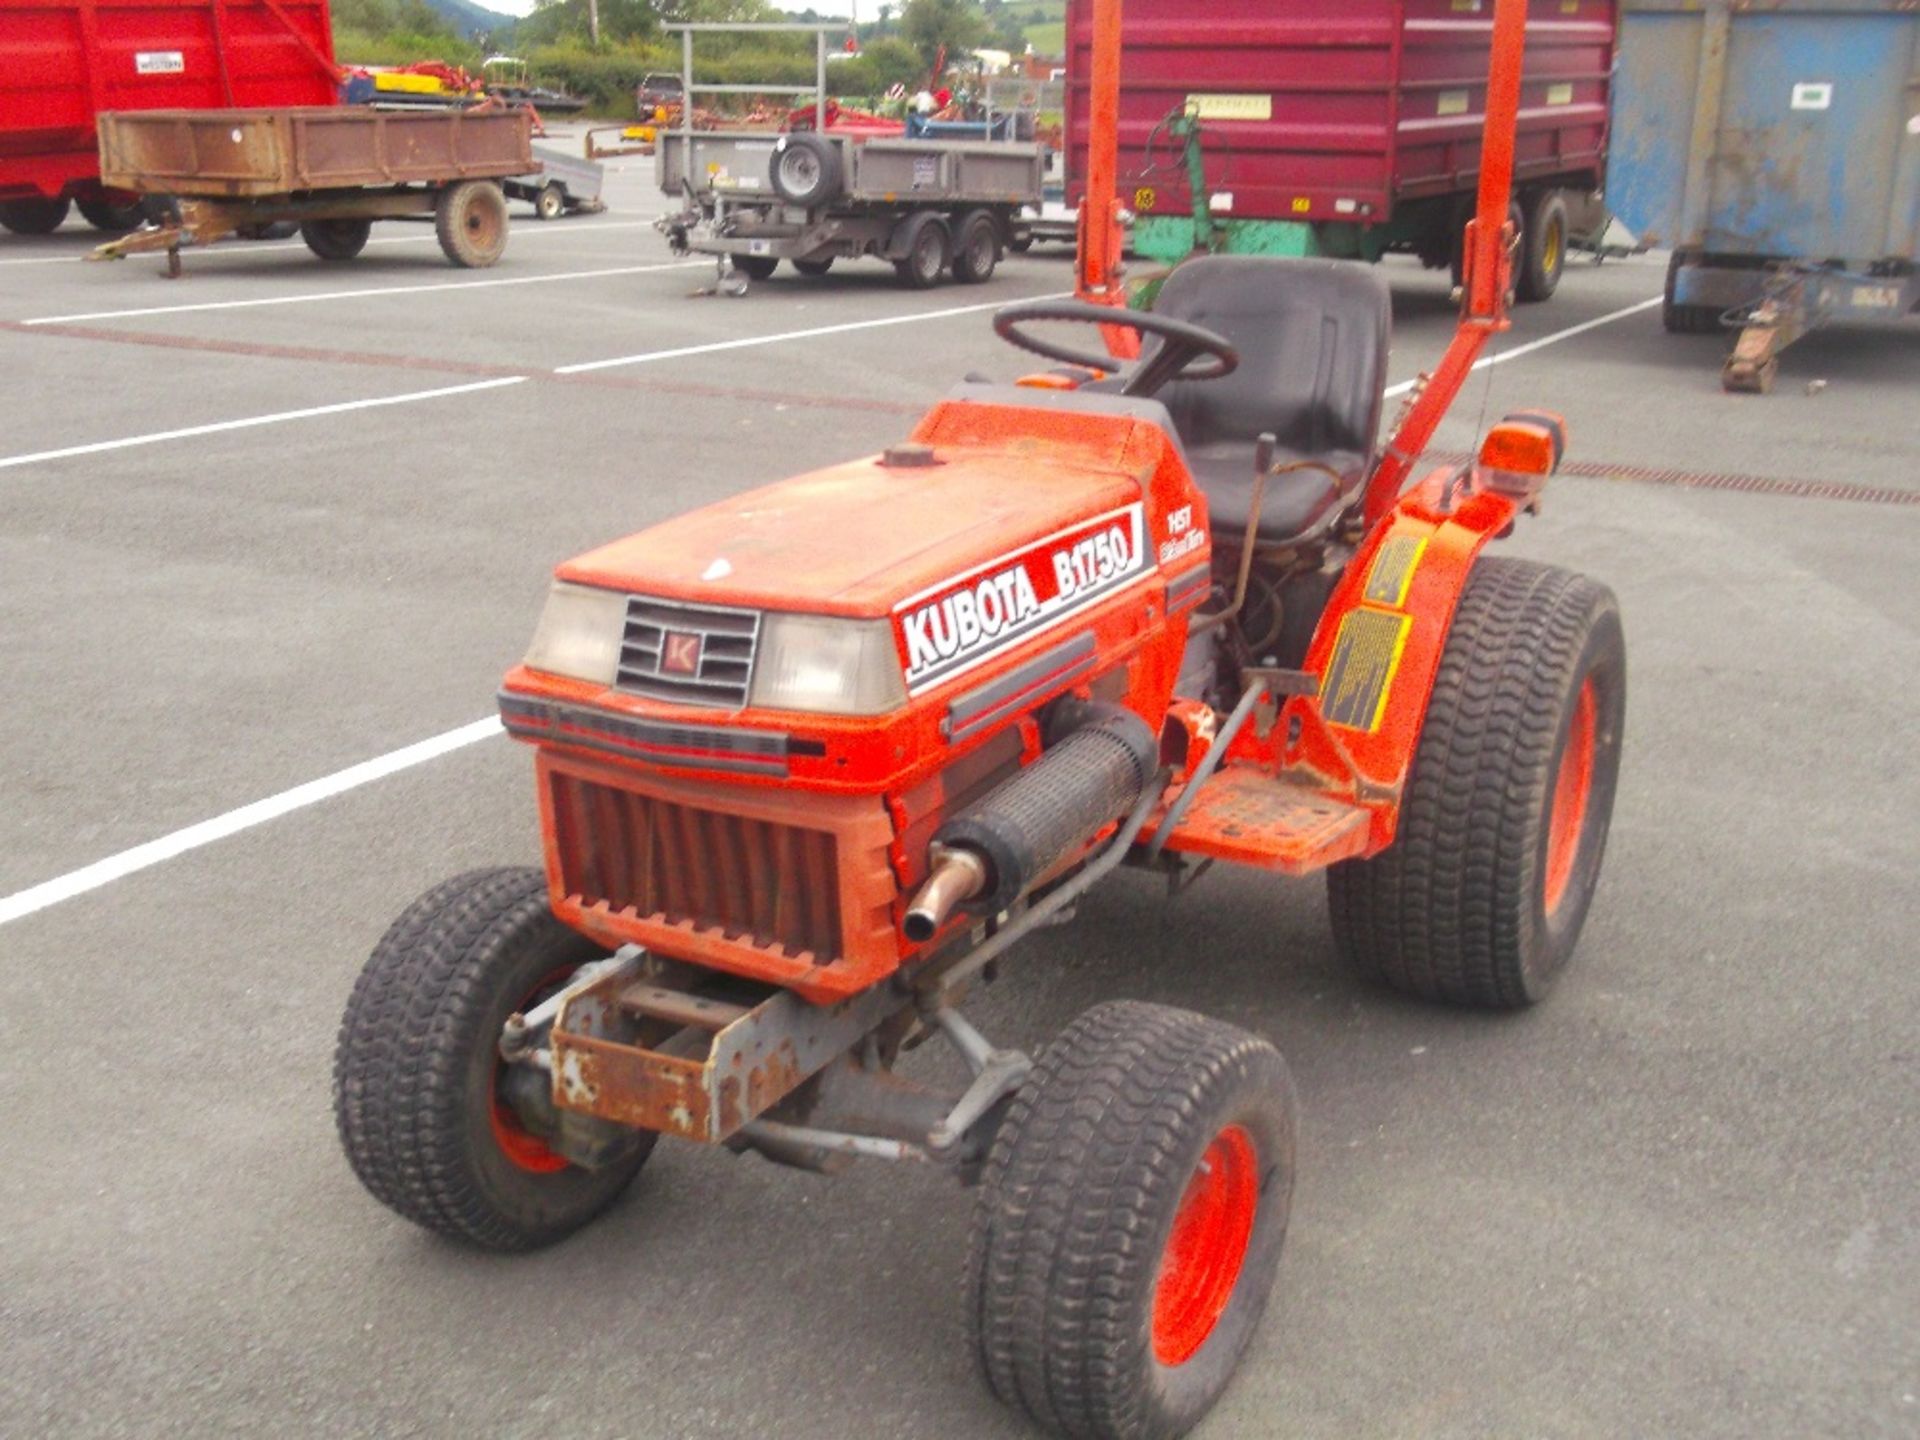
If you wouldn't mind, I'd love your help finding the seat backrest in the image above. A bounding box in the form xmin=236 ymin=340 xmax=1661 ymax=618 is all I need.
xmin=1144 ymin=255 xmax=1392 ymax=461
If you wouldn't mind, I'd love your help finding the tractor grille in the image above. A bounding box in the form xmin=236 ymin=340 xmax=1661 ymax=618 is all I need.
xmin=549 ymin=772 xmax=843 ymax=961
xmin=615 ymin=594 xmax=760 ymax=709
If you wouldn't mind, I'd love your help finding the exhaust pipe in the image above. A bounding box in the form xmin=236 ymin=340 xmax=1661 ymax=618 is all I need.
xmin=904 ymin=847 xmax=990 ymax=943
xmin=903 ymin=701 xmax=1158 ymax=943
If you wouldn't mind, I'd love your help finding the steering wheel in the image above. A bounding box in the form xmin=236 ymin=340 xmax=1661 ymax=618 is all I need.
xmin=993 ymin=298 xmax=1239 ymax=398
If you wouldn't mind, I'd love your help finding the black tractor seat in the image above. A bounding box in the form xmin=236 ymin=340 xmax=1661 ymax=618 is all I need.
xmin=1139 ymin=255 xmax=1392 ymax=545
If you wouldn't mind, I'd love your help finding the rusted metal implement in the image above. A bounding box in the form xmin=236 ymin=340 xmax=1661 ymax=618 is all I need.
xmin=90 ymin=105 xmax=534 ymax=271
xmin=334 ymin=3 xmax=1629 ymax=1436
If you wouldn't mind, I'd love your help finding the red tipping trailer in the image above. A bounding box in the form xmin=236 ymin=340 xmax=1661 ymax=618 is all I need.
xmin=1066 ymin=0 xmax=1617 ymax=301
xmin=0 ymin=0 xmax=338 ymax=234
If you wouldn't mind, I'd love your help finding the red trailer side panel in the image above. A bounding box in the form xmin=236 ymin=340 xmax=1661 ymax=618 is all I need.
xmin=0 ymin=0 xmax=338 ymax=200
xmin=1065 ymin=0 xmax=1614 ymax=227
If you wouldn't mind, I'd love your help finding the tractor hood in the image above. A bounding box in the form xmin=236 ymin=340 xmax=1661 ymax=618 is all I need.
xmin=557 ymin=410 xmax=1157 ymax=618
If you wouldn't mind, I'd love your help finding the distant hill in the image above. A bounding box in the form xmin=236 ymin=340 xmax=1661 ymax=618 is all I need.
xmin=422 ymin=0 xmax=516 ymax=43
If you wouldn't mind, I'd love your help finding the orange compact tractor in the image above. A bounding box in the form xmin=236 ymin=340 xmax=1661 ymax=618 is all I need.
xmin=333 ymin=2 xmax=1624 ymax=1435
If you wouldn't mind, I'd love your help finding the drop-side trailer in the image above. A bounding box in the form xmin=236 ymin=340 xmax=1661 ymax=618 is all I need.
xmin=1063 ymin=0 xmax=1618 ymax=302
xmin=0 ymin=0 xmax=338 ymax=235
xmin=1607 ymin=0 xmax=1920 ymax=392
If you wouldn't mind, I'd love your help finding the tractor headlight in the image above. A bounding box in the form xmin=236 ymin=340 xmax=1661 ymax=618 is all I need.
xmin=750 ymin=614 xmax=906 ymax=716
xmin=523 ymin=581 xmax=626 ymax=685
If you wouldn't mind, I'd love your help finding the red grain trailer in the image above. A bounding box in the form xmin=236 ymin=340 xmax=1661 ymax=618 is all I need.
xmin=0 ymin=0 xmax=338 ymax=234
xmin=1065 ymin=0 xmax=1617 ymax=300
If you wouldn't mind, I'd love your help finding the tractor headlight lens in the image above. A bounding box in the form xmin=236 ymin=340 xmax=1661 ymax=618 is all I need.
xmin=750 ymin=614 xmax=906 ymax=716
xmin=523 ymin=581 xmax=626 ymax=685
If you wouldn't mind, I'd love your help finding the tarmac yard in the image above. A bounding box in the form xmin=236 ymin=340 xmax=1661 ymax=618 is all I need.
xmin=2 ymin=147 xmax=1917 ymax=1438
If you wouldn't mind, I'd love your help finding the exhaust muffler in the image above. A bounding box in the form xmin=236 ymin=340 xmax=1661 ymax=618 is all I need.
xmin=903 ymin=701 xmax=1158 ymax=943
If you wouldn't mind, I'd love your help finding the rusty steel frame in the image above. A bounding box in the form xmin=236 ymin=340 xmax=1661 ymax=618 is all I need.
xmin=88 ymin=188 xmax=444 ymax=264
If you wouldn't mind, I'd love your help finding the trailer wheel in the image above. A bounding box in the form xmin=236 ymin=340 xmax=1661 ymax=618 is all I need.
xmin=75 ymin=193 xmax=145 ymax=233
xmin=534 ymin=183 xmax=566 ymax=221
xmin=1516 ymin=189 xmax=1568 ymax=302
xmin=792 ymin=255 xmax=834 ymax=277
xmin=950 ymin=209 xmax=1001 ymax=284
xmin=893 ymin=212 xmax=950 ymax=289
xmin=967 ymin=1001 xmax=1296 ymax=1440
xmin=1662 ymin=251 xmax=1722 ymax=334
xmin=436 ymin=180 xmax=509 ymax=268
xmin=333 ymin=867 xmax=654 ymax=1251
xmin=0 ymin=197 xmax=71 ymax=235
xmin=768 ymin=132 xmax=842 ymax=207
xmin=300 ymin=218 xmax=372 ymax=262
xmin=1328 ymin=557 xmax=1626 ymax=1009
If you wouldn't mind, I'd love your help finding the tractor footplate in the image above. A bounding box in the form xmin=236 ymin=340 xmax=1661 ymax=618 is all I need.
xmin=1145 ymin=766 xmax=1371 ymax=872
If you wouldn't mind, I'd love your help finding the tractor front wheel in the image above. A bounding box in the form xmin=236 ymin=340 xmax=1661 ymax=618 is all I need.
xmin=1328 ymin=557 xmax=1626 ymax=1008
xmin=333 ymin=867 xmax=654 ymax=1250
xmin=967 ymin=1001 xmax=1296 ymax=1440
xmin=0 ymin=196 xmax=71 ymax=235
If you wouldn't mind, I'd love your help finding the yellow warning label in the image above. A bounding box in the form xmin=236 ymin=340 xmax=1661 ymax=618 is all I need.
xmin=1363 ymin=534 xmax=1429 ymax=609
xmin=1290 ymin=196 xmax=1311 ymax=214
xmin=1322 ymin=607 xmax=1413 ymax=733
xmin=1134 ymin=186 xmax=1156 ymax=212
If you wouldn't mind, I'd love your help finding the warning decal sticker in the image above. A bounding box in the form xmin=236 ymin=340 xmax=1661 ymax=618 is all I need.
xmin=1322 ymin=607 xmax=1412 ymax=732
xmin=1362 ymin=534 xmax=1428 ymax=609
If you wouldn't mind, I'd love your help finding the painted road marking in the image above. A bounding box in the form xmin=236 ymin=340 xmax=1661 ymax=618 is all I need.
xmin=0 ymin=219 xmax=665 ymax=268
xmin=0 ymin=292 xmax=1668 ymax=926
xmin=0 ymin=721 xmax=504 ymax=927
xmin=554 ymin=295 xmax=1064 ymax=374
xmin=1383 ymin=296 xmax=1663 ymax=399
xmin=18 ymin=260 xmax=706 ymax=326
xmin=0 ymin=376 xmax=527 ymax=471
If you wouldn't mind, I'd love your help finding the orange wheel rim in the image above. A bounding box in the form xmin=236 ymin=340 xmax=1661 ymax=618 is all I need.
xmin=1152 ymin=1125 xmax=1260 ymax=1366
xmin=1544 ymin=678 xmax=1597 ymax=915
xmin=489 ymin=967 xmax=573 ymax=1175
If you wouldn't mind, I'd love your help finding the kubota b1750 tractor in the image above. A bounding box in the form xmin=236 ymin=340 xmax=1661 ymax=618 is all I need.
xmin=332 ymin=3 xmax=1625 ymax=1435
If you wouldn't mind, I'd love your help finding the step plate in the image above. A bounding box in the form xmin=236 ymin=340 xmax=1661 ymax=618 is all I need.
xmin=1151 ymin=766 xmax=1371 ymax=874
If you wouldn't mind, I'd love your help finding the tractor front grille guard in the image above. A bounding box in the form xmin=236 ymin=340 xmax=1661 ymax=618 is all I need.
xmin=615 ymin=592 xmax=760 ymax=709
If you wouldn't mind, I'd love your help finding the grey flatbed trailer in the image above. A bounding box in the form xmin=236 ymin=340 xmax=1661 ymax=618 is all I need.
xmin=657 ymin=129 xmax=1043 ymax=292
xmin=504 ymin=144 xmax=606 ymax=220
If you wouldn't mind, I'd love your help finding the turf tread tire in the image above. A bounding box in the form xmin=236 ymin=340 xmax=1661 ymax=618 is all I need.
xmin=1327 ymin=557 xmax=1625 ymax=1009
xmin=966 ymin=1000 xmax=1296 ymax=1440
xmin=333 ymin=867 xmax=652 ymax=1251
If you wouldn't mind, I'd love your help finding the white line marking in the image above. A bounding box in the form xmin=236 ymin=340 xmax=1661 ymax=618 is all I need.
xmin=0 ymin=720 xmax=504 ymax=927
xmin=19 ymin=259 xmax=704 ymax=325
xmin=555 ymin=294 xmax=1064 ymax=373
xmin=0 ymin=292 xmax=1661 ymax=926
xmin=0 ymin=219 xmax=664 ymax=268
xmin=0 ymin=376 xmax=526 ymax=471
xmin=1383 ymin=296 xmax=1662 ymax=398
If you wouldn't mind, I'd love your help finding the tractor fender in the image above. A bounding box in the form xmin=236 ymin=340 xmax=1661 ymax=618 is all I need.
xmin=1277 ymin=473 xmax=1523 ymax=852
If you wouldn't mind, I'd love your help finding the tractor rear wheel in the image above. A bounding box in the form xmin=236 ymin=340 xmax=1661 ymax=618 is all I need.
xmin=0 ymin=196 xmax=71 ymax=235
xmin=792 ymin=255 xmax=834 ymax=276
xmin=300 ymin=218 xmax=371 ymax=261
xmin=436 ymin=180 xmax=509 ymax=268
xmin=967 ymin=1001 xmax=1296 ymax=1440
xmin=733 ymin=253 xmax=779 ymax=280
xmin=333 ymin=867 xmax=654 ymax=1251
xmin=1328 ymin=557 xmax=1626 ymax=1008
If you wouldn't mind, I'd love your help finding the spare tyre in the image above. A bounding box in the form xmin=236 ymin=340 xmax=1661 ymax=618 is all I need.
xmin=768 ymin=132 xmax=842 ymax=208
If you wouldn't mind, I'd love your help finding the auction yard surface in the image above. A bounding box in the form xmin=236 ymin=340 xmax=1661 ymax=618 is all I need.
xmin=2 ymin=142 xmax=1916 ymax=1438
